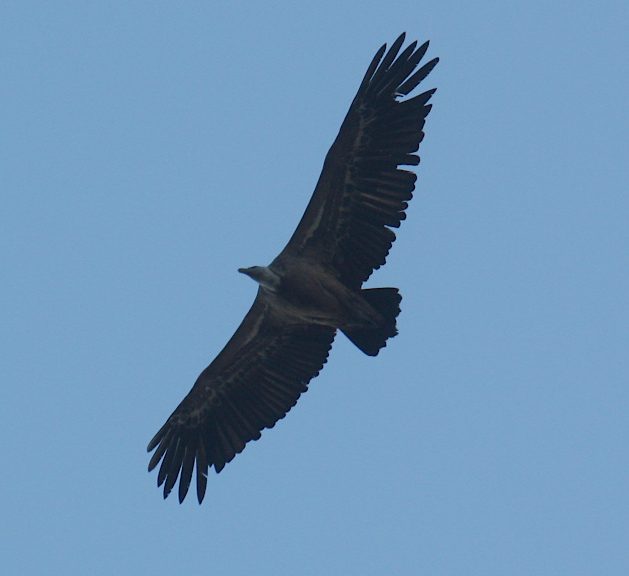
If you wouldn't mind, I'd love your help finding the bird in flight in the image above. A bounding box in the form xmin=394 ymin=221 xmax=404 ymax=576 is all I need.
xmin=148 ymin=33 xmax=438 ymax=503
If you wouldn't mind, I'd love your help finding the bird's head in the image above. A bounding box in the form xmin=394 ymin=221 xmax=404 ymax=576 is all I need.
xmin=238 ymin=265 xmax=280 ymax=291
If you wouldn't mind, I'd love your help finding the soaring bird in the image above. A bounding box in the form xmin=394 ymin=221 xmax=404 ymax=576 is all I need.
xmin=148 ymin=33 xmax=438 ymax=503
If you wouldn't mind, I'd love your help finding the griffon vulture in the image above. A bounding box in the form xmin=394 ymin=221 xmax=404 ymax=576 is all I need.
xmin=148 ymin=33 xmax=438 ymax=503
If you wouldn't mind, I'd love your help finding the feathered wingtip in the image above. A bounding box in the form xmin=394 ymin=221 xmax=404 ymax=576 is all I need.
xmin=358 ymin=32 xmax=439 ymax=98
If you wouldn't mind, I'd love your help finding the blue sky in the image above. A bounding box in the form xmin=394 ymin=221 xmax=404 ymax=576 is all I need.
xmin=2 ymin=2 xmax=628 ymax=574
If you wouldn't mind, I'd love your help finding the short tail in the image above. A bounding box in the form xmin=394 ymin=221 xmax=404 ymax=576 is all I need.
xmin=343 ymin=288 xmax=402 ymax=356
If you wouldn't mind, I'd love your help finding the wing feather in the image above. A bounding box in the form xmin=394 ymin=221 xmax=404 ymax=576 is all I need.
xmin=195 ymin=442 xmax=208 ymax=503
xmin=147 ymin=293 xmax=336 ymax=503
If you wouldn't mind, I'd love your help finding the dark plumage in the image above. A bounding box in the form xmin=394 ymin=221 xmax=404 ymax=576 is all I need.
xmin=148 ymin=33 xmax=438 ymax=503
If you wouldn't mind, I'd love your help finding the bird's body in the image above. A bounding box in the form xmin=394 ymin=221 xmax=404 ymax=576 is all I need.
xmin=148 ymin=33 xmax=438 ymax=503
xmin=241 ymin=260 xmax=386 ymax=332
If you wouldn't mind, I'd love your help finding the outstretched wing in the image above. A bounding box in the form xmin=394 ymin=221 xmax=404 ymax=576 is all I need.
xmin=147 ymin=292 xmax=336 ymax=503
xmin=279 ymin=33 xmax=438 ymax=288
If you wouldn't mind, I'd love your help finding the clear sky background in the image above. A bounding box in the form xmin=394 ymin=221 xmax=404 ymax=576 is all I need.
xmin=2 ymin=2 xmax=628 ymax=574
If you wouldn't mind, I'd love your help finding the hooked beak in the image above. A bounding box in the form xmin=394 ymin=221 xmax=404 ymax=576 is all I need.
xmin=238 ymin=267 xmax=257 ymax=281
